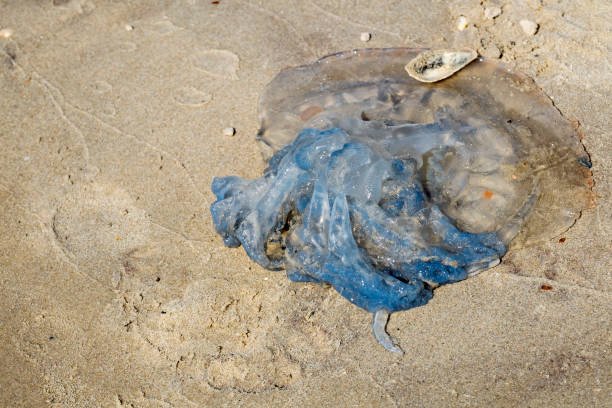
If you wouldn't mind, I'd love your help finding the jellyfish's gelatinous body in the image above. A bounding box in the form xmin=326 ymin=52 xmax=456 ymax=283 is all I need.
xmin=210 ymin=48 xmax=593 ymax=352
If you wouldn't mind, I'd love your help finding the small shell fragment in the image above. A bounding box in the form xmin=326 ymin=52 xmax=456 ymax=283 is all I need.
xmin=360 ymin=32 xmax=371 ymax=42
xmin=484 ymin=6 xmax=502 ymax=19
xmin=405 ymin=49 xmax=478 ymax=83
xmin=456 ymin=16 xmax=468 ymax=31
xmin=223 ymin=127 xmax=236 ymax=136
xmin=0 ymin=28 xmax=14 ymax=38
xmin=520 ymin=19 xmax=539 ymax=36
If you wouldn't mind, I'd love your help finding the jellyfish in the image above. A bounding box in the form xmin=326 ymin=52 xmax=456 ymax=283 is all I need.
xmin=210 ymin=48 xmax=593 ymax=353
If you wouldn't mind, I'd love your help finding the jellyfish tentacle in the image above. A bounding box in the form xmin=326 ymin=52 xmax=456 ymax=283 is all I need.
xmin=372 ymin=309 xmax=404 ymax=355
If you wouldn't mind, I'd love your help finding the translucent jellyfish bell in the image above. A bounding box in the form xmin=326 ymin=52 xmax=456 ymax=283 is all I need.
xmin=212 ymin=48 xmax=593 ymax=353
xmin=257 ymin=48 xmax=592 ymax=246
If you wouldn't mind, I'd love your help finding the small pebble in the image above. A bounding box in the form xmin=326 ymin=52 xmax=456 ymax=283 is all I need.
xmin=360 ymin=32 xmax=371 ymax=42
xmin=484 ymin=6 xmax=502 ymax=19
xmin=481 ymin=44 xmax=502 ymax=59
xmin=519 ymin=19 xmax=539 ymax=36
xmin=0 ymin=28 xmax=14 ymax=38
xmin=456 ymin=16 xmax=468 ymax=31
xmin=124 ymin=24 xmax=134 ymax=31
xmin=223 ymin=127 xmax=236 ymax=136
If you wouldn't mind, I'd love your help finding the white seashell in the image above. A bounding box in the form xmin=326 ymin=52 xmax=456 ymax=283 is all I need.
xmin=405 ymin=49 xmax=478 ymax=83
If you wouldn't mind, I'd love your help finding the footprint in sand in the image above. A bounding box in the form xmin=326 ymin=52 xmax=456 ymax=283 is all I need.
xmin=100 ymin=100 xmax=117 ymax=117
xmin=117 ymin=41 xmax=137 ymax=52
xmin=173 ymin=86 xmax=212 ymax=107
xmin=53 ymin=183 xmax=151 ymax=286
xmin=52 ymin=0 xmax=94 ymax=14
xmin=143 ymin=20 xmax=184 ymax=36
xmin=191 ymin=49 xmax=240 ymax=80
xmin=91 ymin=80 xmax=112 ymax=94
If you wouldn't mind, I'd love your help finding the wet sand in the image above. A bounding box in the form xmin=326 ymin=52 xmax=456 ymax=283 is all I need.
xmin=0 ymin=1 xmax=610 ymax=406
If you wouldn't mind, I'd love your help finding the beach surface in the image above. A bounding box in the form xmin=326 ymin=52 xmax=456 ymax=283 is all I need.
xmin=1 ymin=1 xmax=610 ymax=406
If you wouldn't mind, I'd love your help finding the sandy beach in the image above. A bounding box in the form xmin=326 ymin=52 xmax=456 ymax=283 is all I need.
xmin=1 ymin=0 xmax=610 ymax=406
